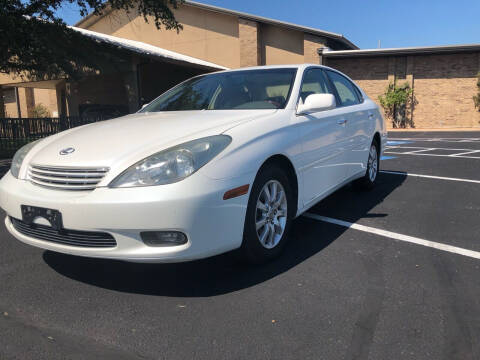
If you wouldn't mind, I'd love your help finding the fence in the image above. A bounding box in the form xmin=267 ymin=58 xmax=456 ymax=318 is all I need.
xmin=0 ymin=116 xmax=110 ymax=158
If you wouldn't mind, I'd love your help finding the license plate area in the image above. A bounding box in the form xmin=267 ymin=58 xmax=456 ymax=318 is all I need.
xmin=21 ymin=205 xmax=63 ymax=231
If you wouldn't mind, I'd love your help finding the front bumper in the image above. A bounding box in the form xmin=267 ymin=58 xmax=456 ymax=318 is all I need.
xmin=0 ymin=171 xmax=252 ymax=262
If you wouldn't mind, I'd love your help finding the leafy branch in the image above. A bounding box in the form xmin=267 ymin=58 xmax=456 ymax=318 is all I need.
xmin=473 ymin=72 xmax=480 ymax=112
xmin=379 ymin=82 xmax=415 ymax=128
xmin=0 ymin=0 xmax=184 ymax=80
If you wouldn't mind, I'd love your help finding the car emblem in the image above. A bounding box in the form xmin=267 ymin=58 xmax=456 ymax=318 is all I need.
xmin=59 ymin=147 xmax=75 ymax=155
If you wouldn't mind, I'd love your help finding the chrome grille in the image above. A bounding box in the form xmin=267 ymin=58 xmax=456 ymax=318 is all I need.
xmin=11 ymin=217 xmax=117 ymax=248
xmin=28 ymin=165 xmax=109 ymax=190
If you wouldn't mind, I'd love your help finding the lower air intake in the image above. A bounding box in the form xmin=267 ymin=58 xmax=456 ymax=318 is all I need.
xmin=10 ymin=217 xmax=117 ymax=248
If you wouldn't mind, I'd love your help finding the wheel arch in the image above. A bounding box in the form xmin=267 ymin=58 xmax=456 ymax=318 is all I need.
xmin=257 ymin=154 xmax=299 ymax=217
xmin=373 ymin=132 xmax=381 ymax=154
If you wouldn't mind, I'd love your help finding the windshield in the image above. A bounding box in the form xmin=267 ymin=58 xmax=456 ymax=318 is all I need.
xmin=140 ymin=68 xmax=297 ymax=112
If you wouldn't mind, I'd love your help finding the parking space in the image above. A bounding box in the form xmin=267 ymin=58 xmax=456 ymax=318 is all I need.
xmin=1 ymin=131 xmax=480 ymax=359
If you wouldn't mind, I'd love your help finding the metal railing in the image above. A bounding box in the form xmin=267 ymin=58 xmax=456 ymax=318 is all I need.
xmin=0 ymin=116 xmax=111 ymax=158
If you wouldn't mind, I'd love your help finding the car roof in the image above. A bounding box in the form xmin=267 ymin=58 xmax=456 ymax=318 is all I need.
xmin=210 ymin=64 xmax=346 ymax=75
xmin=212 ymin=64 xmax=311 ymax=73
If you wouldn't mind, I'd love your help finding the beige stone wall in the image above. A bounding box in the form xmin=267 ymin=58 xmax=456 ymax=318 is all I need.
xmin=80 ymin=5 xmax=321 ymax=69
xmin=412 ymin=53 xmax=480 ymax=128
xmin=239 ymin=18 xmax=261 ymax=67
xmin=261 ymin=24 xmax=304 ymax=65
xmin=2 ymin=88 xmax=18 ymax=117
xmin=4 ymin=101 xmax=19 ymax=118
xmin=84 ymin=5 xmax=241 ymax=68
xmin=326 ymin=52 xmax=480 ymax=129
xmin=33 ymin=88 xmax=59 ymax=117
xmin=304 ymin=34 xmax=326 ymax=64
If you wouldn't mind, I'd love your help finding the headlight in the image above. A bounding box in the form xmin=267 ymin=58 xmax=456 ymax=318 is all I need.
xmin=10 ymin=140 xmax=39 ymax=178
xmin=109 ymin=135 xmax=232 ymax=188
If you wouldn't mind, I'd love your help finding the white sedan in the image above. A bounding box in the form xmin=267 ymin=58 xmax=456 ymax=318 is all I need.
xmin=0 ymin=65 xmax=387 ymax=263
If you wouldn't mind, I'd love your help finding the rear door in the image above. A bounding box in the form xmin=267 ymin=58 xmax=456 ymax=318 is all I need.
xmin=296 ymin=68 xmax=349 ymax=208
xmin=324 ymin=69 xmax=373 ymax=179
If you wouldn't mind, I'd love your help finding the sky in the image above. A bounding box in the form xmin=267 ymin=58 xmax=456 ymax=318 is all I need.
xmin=56 ymin=0 xmax=480 ymax=49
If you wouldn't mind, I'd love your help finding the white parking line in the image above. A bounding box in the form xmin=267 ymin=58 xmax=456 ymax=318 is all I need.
xmin=384 ymin=151 xmax=480 ymax=159
xmin=449 ymin=150 xmax=480 ymax=157
xmin=405 ymin=148 xmax=435 ymax=154
xmin=303 ymin=213 xmax=480 ymax=260
xmin=389 ymin=137 xmax=480 ymax=143
xmin=380 ymin=170 xmax=480 ymax=184
xmin=386 ymin=146 xmax=478 ymax=151
xmin=385 ymin=145 xmax=480 ymax=157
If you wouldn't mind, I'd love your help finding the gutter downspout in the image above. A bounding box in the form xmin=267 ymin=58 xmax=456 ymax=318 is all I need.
xmin=317 ymin=47 xmax=330 ymax=66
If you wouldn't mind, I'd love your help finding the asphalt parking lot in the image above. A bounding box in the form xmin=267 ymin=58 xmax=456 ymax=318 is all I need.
xmin=0 ymin=131 xmax=479 ymax=360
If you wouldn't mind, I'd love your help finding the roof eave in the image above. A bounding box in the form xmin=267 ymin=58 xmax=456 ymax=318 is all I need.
xmin=75 ymin=1 xmax=358 ymax=50
xmin=185 ymin=0 xmax=358 ymax=50
xmin=320 ymin=44 xmax=480 ymax=58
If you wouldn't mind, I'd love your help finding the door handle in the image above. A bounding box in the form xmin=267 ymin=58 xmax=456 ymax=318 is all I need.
xmin=368 ymin=113 xmax=375 ymax=119
xmin=337 ymin=118 xmax=347 ymax=125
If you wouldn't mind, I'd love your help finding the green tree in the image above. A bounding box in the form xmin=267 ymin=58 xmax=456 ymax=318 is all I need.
xmin=0 ymin=0 xmax=184 ymax=80
xmin=379 ymin=82 xmax=415 ymax=128
xmin=474 ymin=72 xmax=480 ymax=112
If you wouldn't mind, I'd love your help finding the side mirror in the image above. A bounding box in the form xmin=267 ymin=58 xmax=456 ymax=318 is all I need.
xmin=297 ymin=93 xmax=336 ymax=115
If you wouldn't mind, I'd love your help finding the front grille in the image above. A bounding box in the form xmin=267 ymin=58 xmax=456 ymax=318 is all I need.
xmin=28 ymin=165 xmax=109 ymax=190
xmin=11 ymin=217 xmax=117 ymax=248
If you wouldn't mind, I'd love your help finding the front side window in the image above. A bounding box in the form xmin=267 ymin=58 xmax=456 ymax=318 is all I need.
xmin=325 ymin=70 xmax=360 ymax=107
xmin=141 ymin=69 xmax=297 ymax=112
xmin=299 ymin=68 xmax=331 ymax=103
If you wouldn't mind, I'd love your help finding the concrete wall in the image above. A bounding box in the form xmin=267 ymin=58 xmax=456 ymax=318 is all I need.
xmin=326 ymin=52 xmax=480 ymax=129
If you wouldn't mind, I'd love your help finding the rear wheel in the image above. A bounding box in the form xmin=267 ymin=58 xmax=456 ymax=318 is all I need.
xmin=354 ymin=140 xmax=379 ymax=190
xmin=242 ymin=165 xmax=293 ymax=264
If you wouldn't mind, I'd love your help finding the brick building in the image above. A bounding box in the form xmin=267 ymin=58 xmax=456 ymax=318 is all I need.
xmin=322 ymin=45 xmax=480 ymax=128
xmin=0 ymin=1 xmax=354 ymax=119
xmin=1 ymin=1 xmax=479 ymax=128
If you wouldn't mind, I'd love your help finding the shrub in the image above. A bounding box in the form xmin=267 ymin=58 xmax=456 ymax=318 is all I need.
xmin=31 ymin=103 xmax=51 ymax=118
xmin=379 ymin=82 xmax=414 ymax=128
xmin=474 ymin=72 xmax=480 ymax=112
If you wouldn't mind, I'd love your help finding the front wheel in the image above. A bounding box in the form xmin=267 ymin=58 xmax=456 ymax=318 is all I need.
xmin=354 ymin=140 xmax=379 ymax=190
xmin=242 ymin=165 xmax=293 ymax=264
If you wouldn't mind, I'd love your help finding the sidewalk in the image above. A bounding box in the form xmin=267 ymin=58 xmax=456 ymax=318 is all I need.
xmin=388 ymin=128 xmax=480 ymax=132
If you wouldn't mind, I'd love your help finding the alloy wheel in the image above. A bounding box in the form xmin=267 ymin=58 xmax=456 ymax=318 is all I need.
xmin=368 ymin=144 xmax=378 ymax=182
xmin=255 ymin=180 xmax=288 ymax=249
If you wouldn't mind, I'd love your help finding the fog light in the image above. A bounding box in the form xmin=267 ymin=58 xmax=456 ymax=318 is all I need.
xmin=141 ymin=231 xmax=187 ymax=247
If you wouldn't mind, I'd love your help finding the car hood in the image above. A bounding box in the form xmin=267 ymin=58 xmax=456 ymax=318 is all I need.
xmin=27 ymin=110 xmax=276 ymax=171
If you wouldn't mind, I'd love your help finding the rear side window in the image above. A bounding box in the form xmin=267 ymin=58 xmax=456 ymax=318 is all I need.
xmin=299 ymin=68 xmax=331 ymax=103
xmin=325 ymin=70 xmax=360 ymax=107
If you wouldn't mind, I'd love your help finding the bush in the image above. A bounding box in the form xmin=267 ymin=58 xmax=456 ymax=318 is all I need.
xmin=379 ymin=82 xmax=415 ymax=128
xmin=474 ymin=72 xmax=480 ymax=112
xmin=31 ymin=103 xmax=51 ymax=118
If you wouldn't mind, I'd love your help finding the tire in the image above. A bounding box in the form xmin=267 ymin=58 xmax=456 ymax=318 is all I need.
xmin=354 ymin=139 xmax=380 ymax=191
xmin=241 ymin=165 xmax=294 ymax=264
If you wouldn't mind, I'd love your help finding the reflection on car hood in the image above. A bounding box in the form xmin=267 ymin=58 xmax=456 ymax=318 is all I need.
xmin=28 ymin=110 xmax=277 ymax=168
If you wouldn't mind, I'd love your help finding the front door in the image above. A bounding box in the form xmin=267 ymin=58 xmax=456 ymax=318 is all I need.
xmin=296 ymin=68 xmax=349 ymax=207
